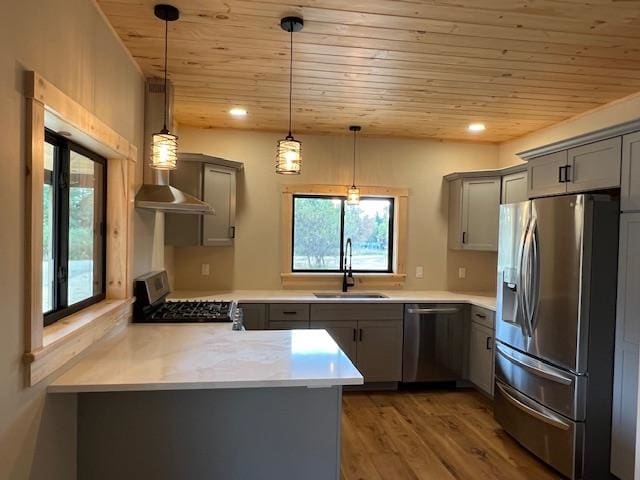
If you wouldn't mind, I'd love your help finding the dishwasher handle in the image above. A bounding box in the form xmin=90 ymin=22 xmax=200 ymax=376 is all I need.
xmin=406 ymin=307 xmax=460 ymax=315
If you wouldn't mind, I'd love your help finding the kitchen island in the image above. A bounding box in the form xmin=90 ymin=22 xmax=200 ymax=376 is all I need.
xmin=49 ymin=324 xmax=362 ymax=480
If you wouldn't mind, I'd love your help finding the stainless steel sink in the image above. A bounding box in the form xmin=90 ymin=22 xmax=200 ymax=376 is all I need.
xmin=313 ymin=292 xmax=388 ymax=299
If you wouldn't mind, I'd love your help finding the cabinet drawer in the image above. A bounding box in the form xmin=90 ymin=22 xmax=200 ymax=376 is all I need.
xmin=269 ymin=320 xmax=309 ymax=330
xmin=471 ymin=305 xmax=495 ymax=329
xmin=310 ymin=303 xmax=403 ymax=321
xmin=269 ymin=304 xmax=310 ymax=321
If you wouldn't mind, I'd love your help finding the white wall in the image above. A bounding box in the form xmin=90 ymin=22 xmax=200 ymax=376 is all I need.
xmin=170 ymin=127 xmax=500 ymax=292
xmin=499 ymin=92 xmax=640 ymax=167
xmin=0 ymin=1 xmax=146 ymax=478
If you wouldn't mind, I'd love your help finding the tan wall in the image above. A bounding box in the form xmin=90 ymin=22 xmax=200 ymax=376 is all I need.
xmin=0 ymin=1 xmax=145 ymax=479
xmin=171 ymin=127 xmax=500 ymax=293
xmin=499 ymin=92 xmax=640 ymax=167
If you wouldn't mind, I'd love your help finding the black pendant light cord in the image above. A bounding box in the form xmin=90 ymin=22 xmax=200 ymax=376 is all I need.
xmin=163 ymin=13 xmax=169 ymax=131
xmin=288 ymin=28 xmax=293 ymax=138
xmin=352 ymin=129 xmax=357 ymax=186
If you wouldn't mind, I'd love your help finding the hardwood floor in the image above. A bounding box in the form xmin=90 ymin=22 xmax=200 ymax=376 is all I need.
xmin=341 ymin=388 xmax=563 ymax=480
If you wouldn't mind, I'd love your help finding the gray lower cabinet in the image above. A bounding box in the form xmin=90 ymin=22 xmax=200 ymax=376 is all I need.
xmin=310 ymin=320 xmax=357 ymax=364
xmin=356 ymin=320 xmax=403 ymax=383
xmin=468 ymin=322 xmax=494 ymax=396
xmin=238 ymin=303 xmax=267 ymax=330
xmin=310 ymin=304 xmax=403 ymax=383
xmin=269 ymin=320 xmax=309 ymax=330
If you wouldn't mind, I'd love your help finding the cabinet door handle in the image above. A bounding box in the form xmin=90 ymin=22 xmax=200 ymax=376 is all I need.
xmin=462 ymin=231 xmax=467 ymax=244
xmin=359 ymin=329 xmax=363 ymax=342
xmin=486 ymin=336 xmax=493 ymax=350
xmin=558 ymin=165 xmax=564 ymax=183
xmin=564 ymin=165 xmax=572 ymax=183
xmin=229 ymin=226 xmax=236 ymax=239
xmin=353 ymin=328 xmax=356 ymax=342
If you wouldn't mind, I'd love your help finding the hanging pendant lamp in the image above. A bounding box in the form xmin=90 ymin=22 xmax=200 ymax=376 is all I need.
xmin=276 ymin=16 xmax=304 ymax=175
xmin=347 ymin=125 xmax=361 ymax=205
xmin=150 ymin=4 xmax=180 ymax=170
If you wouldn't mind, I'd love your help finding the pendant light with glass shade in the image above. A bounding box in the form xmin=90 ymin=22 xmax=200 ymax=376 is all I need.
xmin=276 ymin=17 xmax=304 ymax=175
xmin=347 ymin=125 xmax=362 ymax=205
xmin=150 ymin=4 xmax=180 ymax=170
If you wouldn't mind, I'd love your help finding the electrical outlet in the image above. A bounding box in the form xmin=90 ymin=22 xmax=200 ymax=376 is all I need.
xmin=415 ymin=266 xmax=424 ymax=279
xmin=201 ymin=263 xmax=210 ymax=276
xmin=458 ymin=267 xmax=466 ymax=279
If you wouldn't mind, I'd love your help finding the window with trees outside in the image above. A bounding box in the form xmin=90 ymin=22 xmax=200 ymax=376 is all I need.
xmin=43 ymin=130 xmax=106 ymax=326
xmin=292 ymin=195 xmax=394 ymax=273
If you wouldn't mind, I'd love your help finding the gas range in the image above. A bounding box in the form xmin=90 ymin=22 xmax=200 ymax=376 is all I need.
xmin=133 ymin=271 xmax=235 ymax=323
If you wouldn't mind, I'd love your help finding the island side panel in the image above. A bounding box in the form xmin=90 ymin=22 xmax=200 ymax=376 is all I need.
xmin=78 ymin=386 xmax=342 ymax=480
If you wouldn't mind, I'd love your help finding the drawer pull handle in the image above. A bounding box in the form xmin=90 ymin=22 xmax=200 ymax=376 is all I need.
xmin=496 ymin=344 xmax=573 ymax=386
xmin=496 ymin=382 xmax=570 ymax=431
xmin=282 ymin=311 xmax=297 ymax=315
xmin=486 ymin=337 xmax=493 ymax=350
xmin=475 ymin=313 xmax=487 ymax=319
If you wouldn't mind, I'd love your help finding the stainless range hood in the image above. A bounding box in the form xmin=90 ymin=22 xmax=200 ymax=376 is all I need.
xmin=135 ymin=184 xmax=214 ymax=214
xmin=135 ymin=78 xmax=214 ymax=215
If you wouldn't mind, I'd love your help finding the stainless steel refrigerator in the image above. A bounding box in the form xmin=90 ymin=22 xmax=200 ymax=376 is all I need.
xmin=494 ymin=194 xmax=619 ymax=480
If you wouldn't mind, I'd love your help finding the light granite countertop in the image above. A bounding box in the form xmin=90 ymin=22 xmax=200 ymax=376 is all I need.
xmin=169 ymin=290 xmax=497 ymax=311
xmin=48 ymin=324 xmax=363 ymax=393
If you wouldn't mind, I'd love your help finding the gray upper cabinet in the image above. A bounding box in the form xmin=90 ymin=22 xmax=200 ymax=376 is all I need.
xmin=527 ymin=150 xmax=568 ymax=198
xmin=165 ymin=154 xmax=242 ymax=247
xmin=527 ymin=138 xmax=622 ymax=198
xmin=448 ymin=177 xmax=500 ymax=251
xmin=566 ymin=137 xmax=621 ymax=193
xmin=501 ymin=170 xmax=528 ymax=204
xmin=622 ymin=132 xmax=640 ymax=212
xmin=203 ymin=165 xmax=236 ymax=246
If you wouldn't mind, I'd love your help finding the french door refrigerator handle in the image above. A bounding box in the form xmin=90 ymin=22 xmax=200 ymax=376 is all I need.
xmin=406 ymin=308 xmax=460 ymax=315
xmin=528 ymin=218 xmax=541 ymax=333
xmin=496 ymin=382 xmax=571 ymax=431
xmin=496 ymin=344 xmax=573 ymax=386
xmin=518 ymin=216 xmax=533 ymax=337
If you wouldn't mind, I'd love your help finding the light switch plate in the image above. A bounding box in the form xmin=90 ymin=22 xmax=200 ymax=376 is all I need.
xmin=415 ymin=266 xmax=424 ymax=278
xmin=458 ymin=267 xmax=466 ymax=279
xmin=201 ymin=263 xmax=210 ymax=276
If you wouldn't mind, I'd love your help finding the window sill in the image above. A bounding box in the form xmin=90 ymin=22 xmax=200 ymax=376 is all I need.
xmin=281 ymin=273 xmax=406 ymax=290
xmin=24 ymin=298 xmax=133 ymax=386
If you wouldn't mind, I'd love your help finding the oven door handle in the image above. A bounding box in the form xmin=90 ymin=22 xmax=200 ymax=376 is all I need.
xmin=406 ymin=307 xmax=460 ymax=315
xmin=496 ymin=344 xmax=573 ymax=386
xmin=496 ymin=382 xmax=571 ymax=431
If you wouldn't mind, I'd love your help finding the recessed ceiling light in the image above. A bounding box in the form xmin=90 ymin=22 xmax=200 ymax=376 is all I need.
xmin=468 ymin=123 xmax=486 ymax=133
xmin=229 ymin=108 xmax=248 ymax=117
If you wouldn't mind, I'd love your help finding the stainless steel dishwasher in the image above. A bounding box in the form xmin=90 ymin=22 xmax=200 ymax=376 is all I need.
xmin=402 ymin=304 xmax=468 ymax=383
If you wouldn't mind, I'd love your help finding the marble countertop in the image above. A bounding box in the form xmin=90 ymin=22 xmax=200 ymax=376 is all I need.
xmin=169 ymin=290 xmax=497 ymax=311
xmin=48 ymin=324 xmax=363 ymax=393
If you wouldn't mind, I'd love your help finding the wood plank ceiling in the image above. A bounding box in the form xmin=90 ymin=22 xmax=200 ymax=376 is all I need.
xmin=98 ymin=0 xmax=640 ymax=142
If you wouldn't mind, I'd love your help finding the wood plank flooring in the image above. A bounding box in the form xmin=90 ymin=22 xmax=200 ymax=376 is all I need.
xmin=341 ymin=388 xmax=563 ymax=480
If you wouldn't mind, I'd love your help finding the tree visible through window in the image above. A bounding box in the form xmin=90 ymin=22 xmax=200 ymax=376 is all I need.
xmin=43 ymin=130 xmax=106 ymax=325
xmin=292 ymin=195 xmax=394 ymax=272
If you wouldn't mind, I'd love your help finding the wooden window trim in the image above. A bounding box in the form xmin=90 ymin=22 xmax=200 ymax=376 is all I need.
xmin=24 ymin=71 xmax=137 ymax=386
xmin=280 ymin=184 xmax=408 ymax=289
